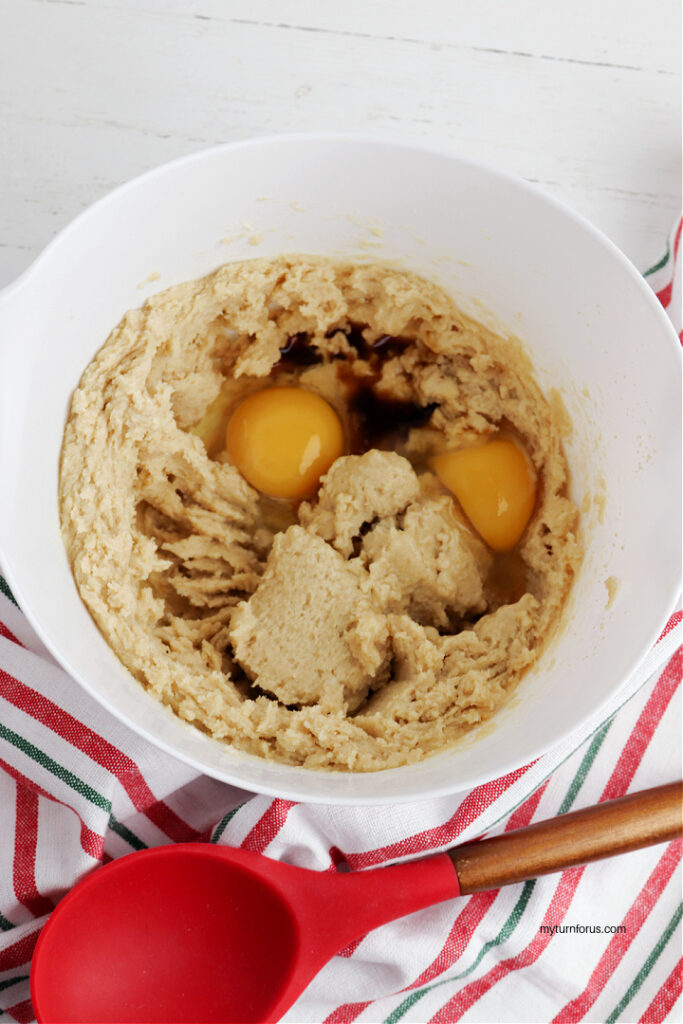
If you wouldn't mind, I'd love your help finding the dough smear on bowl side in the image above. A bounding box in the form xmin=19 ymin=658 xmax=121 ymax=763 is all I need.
xmin=59 ymin=255 xmax=581 ymax=771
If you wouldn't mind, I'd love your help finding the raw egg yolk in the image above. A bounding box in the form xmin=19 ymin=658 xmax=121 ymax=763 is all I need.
xmin=430 ymin=438 xmax=537 ymax=552
xmin=225 ymin=387 xmax=344 ymax=499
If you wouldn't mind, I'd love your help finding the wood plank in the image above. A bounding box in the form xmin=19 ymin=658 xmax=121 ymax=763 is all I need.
xmin=0 ymin=0 xmax=680 ymax=285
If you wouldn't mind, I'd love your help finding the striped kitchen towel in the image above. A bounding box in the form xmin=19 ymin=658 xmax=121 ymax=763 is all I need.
xmin=0 ymin=222 xmax=680 ymax=1024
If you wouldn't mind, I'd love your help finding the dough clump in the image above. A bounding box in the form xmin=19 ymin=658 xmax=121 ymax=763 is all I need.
xmin=60 ymin=256 xmax=581 ymax=771
xmin=230 ymin=523 xmax=389 ymax=713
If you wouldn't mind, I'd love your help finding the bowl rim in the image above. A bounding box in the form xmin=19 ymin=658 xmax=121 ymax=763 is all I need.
xmin=0 ymin=131 xmax=680 ymax=804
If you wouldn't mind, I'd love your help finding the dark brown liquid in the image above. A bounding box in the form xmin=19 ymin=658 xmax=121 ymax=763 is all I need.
xmin=485 ymin=549 xmax=529 ymax=607
xmin=340 ymin=326 xmax=413 ymax=365
xmin=272 ymin=332 xmax=322 ymax=371
xmin=348 ymin=387 xmax=438 ymax=453
xmin=276 ymin=325 xmax=413 ymax=369
xmin=332 ymin=325 xmax=439 ymax=450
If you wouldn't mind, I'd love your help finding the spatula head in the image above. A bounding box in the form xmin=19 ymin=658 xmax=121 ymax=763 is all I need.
xmin=31 ymin=846 xmax=302 ymax=1023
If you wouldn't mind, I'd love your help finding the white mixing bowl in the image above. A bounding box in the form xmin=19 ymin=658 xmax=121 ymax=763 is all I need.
xmin=0 ymin=134 xmax=679 ymax=803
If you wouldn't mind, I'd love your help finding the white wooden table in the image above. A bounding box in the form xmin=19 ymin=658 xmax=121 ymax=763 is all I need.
xmin=1 ymin=0 xmax=680 ymax=290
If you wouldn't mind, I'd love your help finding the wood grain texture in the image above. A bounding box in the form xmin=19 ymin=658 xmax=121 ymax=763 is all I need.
xmin=449 ymin=781 xmax=683 ymax=894
xmin=0 ymin=0 xmax=680 ymax=286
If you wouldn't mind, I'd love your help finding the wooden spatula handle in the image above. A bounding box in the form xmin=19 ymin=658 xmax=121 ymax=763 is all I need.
xmin=449 ymin=780 xmax=683 ymax=895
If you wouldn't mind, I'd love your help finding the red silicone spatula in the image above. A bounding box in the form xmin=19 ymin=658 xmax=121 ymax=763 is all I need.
xmin=31 ymin=781 xmax=682 ymax=1024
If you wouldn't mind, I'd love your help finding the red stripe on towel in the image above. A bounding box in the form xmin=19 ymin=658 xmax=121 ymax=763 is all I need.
xmin=13 ymin=784 xmax=53 ymax=918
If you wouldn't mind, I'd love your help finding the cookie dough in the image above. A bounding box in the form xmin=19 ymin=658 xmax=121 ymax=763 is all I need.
xmin=59 ymin=256 xmax=581 ymax=771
